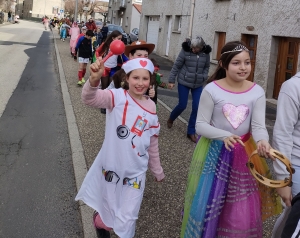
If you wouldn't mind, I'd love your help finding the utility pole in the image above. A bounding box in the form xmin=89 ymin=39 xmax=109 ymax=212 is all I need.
xmin=74 ymin=0 xmax=78 ymax=22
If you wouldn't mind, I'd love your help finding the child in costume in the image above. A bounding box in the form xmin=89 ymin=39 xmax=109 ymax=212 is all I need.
xmin=95 ymin=30 xmax=125 ymax=80
xmin=95 ymin=30 xmax=128 ymax=114
xmin=59 ymin=20 xmax=70 ymax=42
xmin=74 ymin=26 xmax=87 ymax=60
xmin=75 ymin=58 xmax=164 ymax=238
xmin=107 ymin=40 xmax=155 ymax=90
xmin=74 ymin=30 xmax=94 ymax=86
xmin=69 ymin=22 xmax=80 ymax=57
xmin=149 ymin=58 xmax=168 ymax=108
xmin=181 ymin=41 xmax=281 ymax=238
xmin=43 ymin=16 xmax=49 ymax=30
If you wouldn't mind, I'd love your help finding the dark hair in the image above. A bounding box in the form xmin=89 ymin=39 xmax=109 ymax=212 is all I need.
xmin=150 ymin=58 xmax=159 ymax=67
xmin=86 ymin=30 xmax=94 ymax=37
xmin=129 ymin=48 xmax=149 ymax=56
xmin=100 ymin=30 xmax=122 ymax=56
xmin=207 ymin=41 xmax=249 ymax=83
xmin=112 ymin=69 xmax=128 ymax=89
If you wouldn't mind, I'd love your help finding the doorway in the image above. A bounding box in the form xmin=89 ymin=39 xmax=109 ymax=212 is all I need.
xmin=273 ymin=37 xmax=300 ymax=99
xmin=165 ymin=16 xmax=172 ymax=56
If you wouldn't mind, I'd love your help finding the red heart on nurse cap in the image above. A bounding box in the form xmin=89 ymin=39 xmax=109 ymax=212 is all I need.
xmin=140 ymin=60 xmax=147 ymax=67
xmin=122 ymin=58 xmax=154 ymax=74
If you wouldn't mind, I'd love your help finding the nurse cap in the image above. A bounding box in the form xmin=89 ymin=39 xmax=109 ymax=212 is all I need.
xmin=122 ymin=58 xmax=154 ymax=74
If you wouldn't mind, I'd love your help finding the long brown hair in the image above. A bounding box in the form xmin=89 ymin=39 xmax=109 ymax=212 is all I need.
xmin=99 ymin=30 xmax=122 ymax=56
xmin=112 ymin=69 xmax=127 ymax=89
xmin=207 ymin=41 xmax=249 ymax=83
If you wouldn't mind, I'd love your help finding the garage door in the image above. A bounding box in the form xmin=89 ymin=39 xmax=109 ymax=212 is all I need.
xmin=146 ymin=16 xmax=160 ymax=52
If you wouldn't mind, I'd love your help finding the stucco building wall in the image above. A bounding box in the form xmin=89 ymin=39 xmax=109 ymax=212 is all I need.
xmin=140 ymin=0 xmax=300 ymax=98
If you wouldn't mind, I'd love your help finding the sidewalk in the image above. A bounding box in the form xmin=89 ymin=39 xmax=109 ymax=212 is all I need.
xmin=52 ymin=31 xmax=277 ymax=237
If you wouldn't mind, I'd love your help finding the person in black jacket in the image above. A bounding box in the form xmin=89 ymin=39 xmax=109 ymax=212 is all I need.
xmin=101 ymin=23 xmax=108 ymax=42
xmin=281 ymin=192 xmax=300 ymax=237
xmin=75 ymin=30 xmax=94 ymax=86
xmin=167 ymin=36 xmax=211 ymax=143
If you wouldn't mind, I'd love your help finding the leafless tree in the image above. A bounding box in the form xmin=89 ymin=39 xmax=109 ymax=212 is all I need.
xmin=0 ymin=0 xmax=14 ymax=12
xmin=64 ymin=0 xmax=107 ymax=22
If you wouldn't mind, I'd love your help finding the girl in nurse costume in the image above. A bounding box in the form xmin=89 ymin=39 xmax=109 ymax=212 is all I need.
xmin=75 ymin=57 xmax=165 ymax=238
xmin=181 ymin=41 xmax=282 ymax=238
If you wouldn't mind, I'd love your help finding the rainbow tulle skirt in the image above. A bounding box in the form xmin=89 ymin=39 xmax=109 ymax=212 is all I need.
xmin=181 ymin=133 xmax=282 ymax=238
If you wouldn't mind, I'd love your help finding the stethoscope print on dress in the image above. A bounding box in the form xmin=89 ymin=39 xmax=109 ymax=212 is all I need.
xmin=116 ymin=92 xmax=149 ymax=157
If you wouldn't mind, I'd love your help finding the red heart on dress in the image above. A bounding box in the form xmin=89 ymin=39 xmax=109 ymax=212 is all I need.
xmin=140 ymin=60 xmax=147 ymax=67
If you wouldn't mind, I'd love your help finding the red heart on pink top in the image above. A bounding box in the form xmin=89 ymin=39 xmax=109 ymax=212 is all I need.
xmin=140 ymin=60 xmax=147 ymax=67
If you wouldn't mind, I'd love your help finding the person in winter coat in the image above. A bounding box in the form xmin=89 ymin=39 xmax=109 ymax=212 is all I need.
xmin=281 ymin=192 xmax=300 ymax=238
xmin=86 ymin=18 xmax=97 ymax=32
xmin=101 ymin=23 xmax=109 ymax=42
xmin=167 ymin=36 xmax=211 ymax=143
xmin=69 ymin=22 xmax=80 ymax=57
xmin=94 ymin=27 xmax=103 ymax=48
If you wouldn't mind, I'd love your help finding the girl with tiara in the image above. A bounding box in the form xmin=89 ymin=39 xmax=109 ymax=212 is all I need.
xmin=75 ymin=58 xmax=164 ymax=238
xmin=181 ymin=41 xmax=282 ymax=237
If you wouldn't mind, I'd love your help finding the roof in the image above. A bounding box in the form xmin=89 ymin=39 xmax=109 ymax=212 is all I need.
xmin=133 ymin=4 xmax=142 ymax=14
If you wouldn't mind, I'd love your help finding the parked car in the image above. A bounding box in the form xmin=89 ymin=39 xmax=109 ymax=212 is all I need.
xmin=107 ymin=24 xmax=129 ymax=45
xmin=128 ymin=28 xmax=139 ymax=44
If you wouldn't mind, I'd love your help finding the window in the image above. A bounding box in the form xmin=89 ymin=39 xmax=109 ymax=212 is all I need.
xmin=174 ymin=15 xmax=182 ymax=32
xmin=52 ymin=7 xmax=59 ymax=14
xmin=213 ymin=32 xmax=226 ymax=60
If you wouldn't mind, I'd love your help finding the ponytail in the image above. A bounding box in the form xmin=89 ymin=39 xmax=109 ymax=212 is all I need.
xmin=207 ymin=64 xmax=226 ymax=84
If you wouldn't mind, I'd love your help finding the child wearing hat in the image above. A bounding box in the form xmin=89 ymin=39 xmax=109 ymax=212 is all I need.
xmin=75 ymin=58 xmax=164 ymax=238
xmin=107 ymin=40 xmax=156 ymax=96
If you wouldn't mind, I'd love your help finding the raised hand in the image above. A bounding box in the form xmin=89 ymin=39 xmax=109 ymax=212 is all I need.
xmin=89 ymin=58 xmax=104 ymax=87
xmin=149 ymin=85 xmax=155 ymax=98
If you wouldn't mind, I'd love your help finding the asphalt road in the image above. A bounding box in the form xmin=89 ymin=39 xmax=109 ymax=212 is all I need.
xmin=0 ymin=21 xmax=82 ymax=237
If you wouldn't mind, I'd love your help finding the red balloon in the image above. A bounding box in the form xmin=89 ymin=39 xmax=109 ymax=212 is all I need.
xmin=110 ymin=40 xmax=125 ymax=55
xmin=102 ymin=40 xmax=125 ymax=63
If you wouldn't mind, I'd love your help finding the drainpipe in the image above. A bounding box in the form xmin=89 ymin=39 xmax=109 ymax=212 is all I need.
xmin=188 ymin=0 xmax=195 ymax=39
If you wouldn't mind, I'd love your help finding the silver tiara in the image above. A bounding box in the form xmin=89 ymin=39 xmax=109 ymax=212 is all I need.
xmin=221 ymin=45 xmax=249 ymax=55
